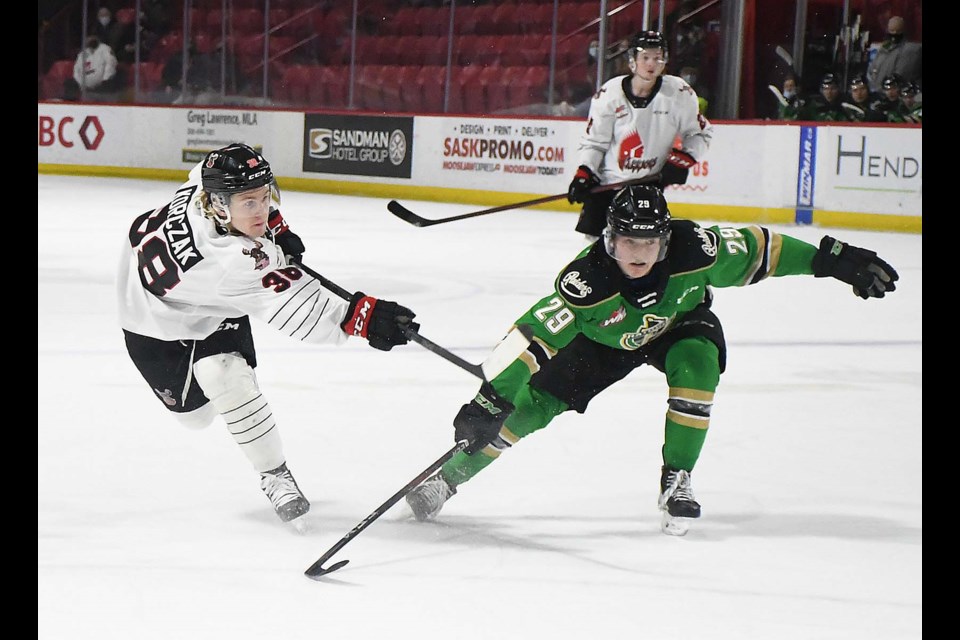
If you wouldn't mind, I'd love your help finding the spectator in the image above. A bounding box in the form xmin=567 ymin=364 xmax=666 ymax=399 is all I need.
xmin=71 ymin=35 xmax=121 ymax=95
xmin=844 ymin=73 xmax=884 ymax=122
xmin=900 ymin=81 xmax=922 ymax=123
xmin=666 ymin=0 xmax=706 ymax=74
xmin=113 ymin=9 xmax=161 ymax=65
xmin=161 ymin=42 xmax=222 ymax=104
xmin=866 ymin=16 xmax=921 ymax=92
xmin=799 ymin=73 xmax=846 ymax=121
xmin=93 ymin=7 xmax=127 ymax=56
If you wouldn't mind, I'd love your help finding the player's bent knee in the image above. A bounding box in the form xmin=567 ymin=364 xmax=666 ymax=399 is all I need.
xmin=193 ymin=353 xmax=259 ymax=406
xmin=665 ymin=338 xmax=720 ymax=388
xmin=175 ymin=402 xmax=218 ymax=430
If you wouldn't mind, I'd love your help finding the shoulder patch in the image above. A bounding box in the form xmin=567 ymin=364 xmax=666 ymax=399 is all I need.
xmin=666 ymin=220 xmax=719 ymax=275
xmin=555 ymin=244 xmax=621 ymax=307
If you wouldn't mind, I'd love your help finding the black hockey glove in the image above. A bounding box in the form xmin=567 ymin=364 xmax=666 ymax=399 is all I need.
xmin=340 ymin=291 xmax=419 ymax=351
xmin=659 ymin=149 xmax=697 ymax=186
xmin=567 ymin=165 xmax=600 ymax=204
xmin=811 ymin=235 xmax=899 ymax=299
xmin=453 ymin=382 xmax=515 ymax=455
xmin=268 ymin=210 xmax=305 ymax=263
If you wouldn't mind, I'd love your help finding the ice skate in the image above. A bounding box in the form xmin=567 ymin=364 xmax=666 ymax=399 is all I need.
xmin=658 ymin=465 xmax=700 ymax=536
xmin=406 ymin=472 xmax=456 ymax=521
xmin=260 ymin=462 xmax=310 ymax=524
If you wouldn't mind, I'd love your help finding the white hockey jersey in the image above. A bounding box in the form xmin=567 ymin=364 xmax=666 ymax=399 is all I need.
xmin=117 ymin=165 xmax=350 ymax=346
xmin=576 ymin=74 xmax=713 ymax=184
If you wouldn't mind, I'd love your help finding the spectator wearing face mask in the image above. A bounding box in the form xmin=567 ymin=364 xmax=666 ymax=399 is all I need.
xmin=93 ymin=7 xmax=127 ymax=57
xmin=866 ymin=16 xmax=922 ymax=92
xmin=71 ymin=35 xmax=120 ymax=95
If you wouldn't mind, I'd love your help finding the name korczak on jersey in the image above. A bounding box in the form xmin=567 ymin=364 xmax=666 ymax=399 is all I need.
xmin=117 ymin=166 xmax=350 ymax=345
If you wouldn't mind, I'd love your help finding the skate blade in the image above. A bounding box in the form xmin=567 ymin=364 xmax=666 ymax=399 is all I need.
xmin=660 ymin=512 xmax=691 ymax=536
xmin=288 ymin=515 xmax=311 ymax=535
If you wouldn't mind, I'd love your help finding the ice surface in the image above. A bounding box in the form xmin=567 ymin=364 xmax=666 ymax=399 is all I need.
xmin=38 ymin=174 xmax=921 ymax=640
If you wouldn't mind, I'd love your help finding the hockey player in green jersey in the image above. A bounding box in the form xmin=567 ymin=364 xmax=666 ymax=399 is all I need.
xmin=406 ymin=184 xmax=898 ymax=535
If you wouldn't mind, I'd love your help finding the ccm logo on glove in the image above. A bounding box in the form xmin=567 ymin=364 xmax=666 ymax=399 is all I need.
xmin=343 ymin=295 xmax=376 ymax=338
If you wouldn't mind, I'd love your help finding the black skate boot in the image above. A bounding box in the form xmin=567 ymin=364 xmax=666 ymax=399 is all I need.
xmin=658 ymin=465 xmax=701 ymax=536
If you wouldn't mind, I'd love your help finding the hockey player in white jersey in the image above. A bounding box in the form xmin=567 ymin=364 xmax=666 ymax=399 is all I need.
xmin=568 ymin=30 xmax=713 ymax=237
xmin=117 ymin=143 xmax=418 ymax=526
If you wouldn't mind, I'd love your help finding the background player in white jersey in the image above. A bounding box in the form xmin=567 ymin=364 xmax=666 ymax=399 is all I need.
xmin=117 ymin=143 xmax=418 ymax=526
xmin=567 ymin=30 xmax=713 ymax=238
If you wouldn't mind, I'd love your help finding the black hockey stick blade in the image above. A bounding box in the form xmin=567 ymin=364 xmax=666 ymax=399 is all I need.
xmin=304 ymin=440 xmax=470 ymax=580
xmin=307 ymin=559 xmax=349 ymax=578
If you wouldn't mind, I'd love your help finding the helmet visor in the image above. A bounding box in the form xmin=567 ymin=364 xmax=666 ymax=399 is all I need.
xmin=210 ymin=179 xmax=281 ymax=229
xmin=603 ymin=228 xmax=669 ymax=264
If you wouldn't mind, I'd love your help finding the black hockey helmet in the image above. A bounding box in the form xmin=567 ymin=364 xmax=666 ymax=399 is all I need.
xmin=200 ymin=143 xmax=279 ymax=230
xmin=627 ymin=30 xmax=668 ymax=62
xmin=901 ymin=81 xmax=919 ymax=96
xmin=201 ymin=143 xmax=274 ymax=195
xmin=882 ymin=73 xmax=904 ymax=90
xmin=607 ymin=184 xmax=671 ymax=237
xmin=848 ymin=73 xmax=868 ymax=89
xmin=820 ymin=72 xmax=840 ymax=88
xmin=604 ymin=184 xmax=672 ymax=263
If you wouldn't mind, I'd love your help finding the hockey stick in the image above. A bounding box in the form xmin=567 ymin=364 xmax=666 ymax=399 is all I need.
xmin=302 ymin=322 xmax=533 ymax=580
xmin=387 ymin=177 xmax=653 ymax=228
xmin=767 ymin=84 xmax=789 ymax=107
xmin=775 ymin=45 xmax=794 ymax=69
xmin=294 ymin=260 xmax=533 ymax=378
xmin=304 ymin=439 xmax=469 ymax=579
xmin=841 ymin=102 xmax=865 ymax=118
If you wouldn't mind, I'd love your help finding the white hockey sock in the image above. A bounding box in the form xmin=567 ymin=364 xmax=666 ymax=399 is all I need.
xmin=193 ymin=353 xmax=285 ymax=473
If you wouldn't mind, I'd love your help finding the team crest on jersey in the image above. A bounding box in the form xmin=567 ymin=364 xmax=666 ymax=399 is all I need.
xmin=696 ymin=227 xmax=717 ymax=256
xmin=242 ymin=240 xmax=270 ymax=270
xmin=614 ymin=104 xmax=629 ymax=119
xmin=560 ymin=271 xmax=592 ymax=299
xmin=618 ymin=313 xmax=673 ymax=350
xmin=600 ymin=305 xmax=626 ymax=327
xmin=618 ymin=130 xmax=657 ymax=172
xmin=153 ymin=388 xmax=177 ymax=407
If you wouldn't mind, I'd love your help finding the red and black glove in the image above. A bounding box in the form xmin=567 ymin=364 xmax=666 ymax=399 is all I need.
xmin=267 ymin=210 xmax=305 ymax=264
xmin=567 ymin=165 xmax=600 ymax=204
xmin=340 ymin=291 xmax=419 ymax=351
xmin=659 ymin=149 xmax=697 ymax=186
